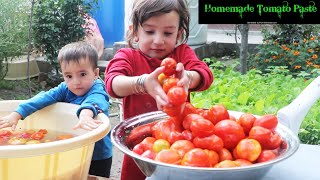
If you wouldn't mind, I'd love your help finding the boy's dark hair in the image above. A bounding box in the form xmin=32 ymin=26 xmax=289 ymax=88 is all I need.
xmin=127 ymin=0 xmax=190 ymax=48
xmin=58 ymin=41 xmax=98 ymax=69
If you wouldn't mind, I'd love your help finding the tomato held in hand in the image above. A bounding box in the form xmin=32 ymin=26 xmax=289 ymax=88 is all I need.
xmin=163 ymin=77 xmax=179 ymax=93
xmin=158 ymin=73 xmax=168 ymax=86
xmin=161 ymin=57 xmax=177 ymax=76
xmin=167 ymin=86 xmax=187 ymax=106
xmin=213 ymin=120 xmax=245 ymax=150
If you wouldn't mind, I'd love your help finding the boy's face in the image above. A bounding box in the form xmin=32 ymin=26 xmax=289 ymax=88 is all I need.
xmin=134 ymin=10 xmax=182 ymax=59
xmin=61 ymin=58 xmax=99 ymax=96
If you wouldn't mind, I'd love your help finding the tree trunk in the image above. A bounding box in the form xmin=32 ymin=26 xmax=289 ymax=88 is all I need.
xmin=238 ymin=24 xmax=249 ymax=74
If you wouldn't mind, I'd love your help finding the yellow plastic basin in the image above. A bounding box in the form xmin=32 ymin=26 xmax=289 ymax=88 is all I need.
xmin=0 ymin=100 xmax=110 ymax=180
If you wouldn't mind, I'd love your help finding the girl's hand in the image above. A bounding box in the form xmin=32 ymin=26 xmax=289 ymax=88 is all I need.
xmin=144 ymin=66 xmax=169 ymax=110
xmin=176 ymin=63 xmax=191 ymax=91
xmin=0 ymin=112 xmax=21 ymax=131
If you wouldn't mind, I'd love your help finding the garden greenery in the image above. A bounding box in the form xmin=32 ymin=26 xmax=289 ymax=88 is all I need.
xmin=249 ymin=25 xmax=320 ymax=79
xmin=0 ymin=0 xmax=30 ymax=79
xmin=191 ymin=62 xmax=320 ymax=145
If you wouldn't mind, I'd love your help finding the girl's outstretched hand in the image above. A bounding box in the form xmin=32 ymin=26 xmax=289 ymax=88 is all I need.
xmin=0 ymin=112 xmax=21 ymax=131
xmin=144 ymin=66 xmax=169 ymax=110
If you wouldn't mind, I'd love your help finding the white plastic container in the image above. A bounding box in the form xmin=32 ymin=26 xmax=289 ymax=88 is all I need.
xmin=187 ymin=0 xmax=208 ymax=46
xmin=0 ymin=100 xmax=110 ymax=180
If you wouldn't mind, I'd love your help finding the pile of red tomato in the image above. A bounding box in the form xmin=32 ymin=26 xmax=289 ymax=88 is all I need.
xmin=125 ymin=58 xmax=286 ymax=168
xmin=0 ymin=129 xmax=74 ymax=145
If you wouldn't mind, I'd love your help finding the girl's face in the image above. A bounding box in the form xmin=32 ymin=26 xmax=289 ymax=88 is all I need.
xmin=135 ymin=10 xmax=182 ymax=59
xmin=61 ymin=58 xmax=99 ymax=96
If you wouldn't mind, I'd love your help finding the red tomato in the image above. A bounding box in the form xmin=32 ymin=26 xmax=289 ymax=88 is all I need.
xmin=163 ymin=77 xmax=179 ymax=93
xmin=218 ymin=148 xmax=233 ymax=161
xmin=163 ymin=103 xmax=185 ymax=117
xmin=193 ymin=134 xmax=224 ymax=152
xmin=168 ymin=131 xmax=184 ymax=144
xmin=155 ymin=149 xmax=181 ymax=165
xmin=213 ymin=120 xmax=245 ymax=150
xmin=38 ymin=129 xmax=48 ymax=134
xmin=214 ymin=160 xmax=240 ymax=168
xmin=203 ymin=149 xmax=220 ymax=167
xmin=248 ymin=126 xmax=273 ymax=149
xmin=207 ymin=104 xmax=230 ymax=125
xmin=257 ymin=150 xmax=277 ymax=163
xmin=31 ymin=132 xmax=45 ymax=140
xmin=182 ymin=113 xmax=203 ymax=130
xmin=264 ymin=132 xmax=282 ymax=150
xmin=161 ymin=57 xmax=177 ymax=76
xmin=152 ymin=119 xmax=178 ymax=141
xmin=190 ymin=118 xmax=215 ymax=137
xmin=181 ymin=148 xmax=210 ymax=167
xmin=238 ymin=113 xmax=256 ymax=135
xmin=253 ymin=114 xmax=278 ymax=130
xmin=132 ymin=143 xmax=145 ymax=155
xmin=125 ymin=121 xmax=157 ymax=149
xmin=235 ymin=138 xmax=262 ymax=162
xmin=141 ymin=150 xmax=157 ymax=160
xmin=170 ymin=140 xmax=195 ymax=158
xmin=181 ymin=130 xmax=193 ymax=141
xmin=0 ymin=130 xmax=12 ymax=137
xmin=181 ymin=102 xmax=198 ymax=118
xmin=167 ymin=86 xmax=187 ymax=106
xmin=140 ymin=137 xmax=156 ymax=151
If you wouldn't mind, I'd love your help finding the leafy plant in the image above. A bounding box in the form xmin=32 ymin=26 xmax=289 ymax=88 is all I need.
xmin=191 ymin=65 xmax=320 ymax=145
xmin=249 ymin=24 xmax=320 ymax=79
xmin=32 ymin=0 xmax=98 ymax=74
xmin=0 ymin=0 xmax=30 ymax=79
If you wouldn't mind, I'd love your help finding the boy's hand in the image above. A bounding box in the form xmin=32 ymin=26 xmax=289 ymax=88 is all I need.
xmin=0 ymin=112 xmax=21 ymax=131
xmin=73 ymin=109 xmax=103 ymax=131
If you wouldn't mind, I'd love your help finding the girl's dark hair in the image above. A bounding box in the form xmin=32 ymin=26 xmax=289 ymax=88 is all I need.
xmin=127 ymin=0 xmax=190 ymax=48
xmin=58 ymin=41 xmax=98 ymax=69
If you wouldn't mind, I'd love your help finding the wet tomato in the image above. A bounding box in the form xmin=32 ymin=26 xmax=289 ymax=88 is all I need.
xmin=152 ymin=119 xmax=177 ymax=141
xmin=132 ymin=143 xmax=145 ymax=155
xmin=155 ymin=149 xmax=181 ymax=165
xmin=163 ymin=103 xmax=185 ymax=117
xmin=167 ymin=86 xmax=187 ymax=106
xmin=126 ymin=121 xmax=157 ymax=148
xmin=190 ymin=118 xmax=214 ymax=137
xmin=0 ymin=130 xmax=12 ymax=137
xmin=234 ymin=159 xmax=252 ymax=166
xmin=140 ymin=137 xmax=156 ymax=151
xmin=193 ymin=134 xmax=224 ymax=152
xmin=163 ymin=77 xmax=179 ymax=93
xmin=253 ymin=114 xmax=278 ymax=130
xmin=181 ymin=130 xmax=193 ymax=141
xmin=213 ymin=120 xmax=245 ymax=150
xmin=257 ymin=150 xmax=277 ymax=163
xmin=170 ymin=140 xmax=195 ymax=158
xmin=203 ymin=149 xmax=219 ymax=167
xmin=168 ymin=131 xmax=184 ymax=144
xmin=214 ymin=160 xmax=240 ymax=168
xmin=218 ymin=148 xmax=233 ymax=161
xmin=152 ymin=139 xmax=170 ymax=153
xmin=182 ymin=113 xmax=203 ymax=130
xmin=181 ymin=102 xmax=198 ymax=118
xmin=235 ymin=138 xmax=262 ymax=162
xmin=181 ymin=148 xmax=210 ymax=167
xmin=141 ymin=150 xmax=157 ymax=160
xmin=238 ymin=113 xmax=256 ymax=134
xmin=56 ymin=134 xmax=73 ymax=140
xmin=264 ymin=132 xmax=282 ymax=150
xmin=207 ymin=104 xmax=230 ymax=125
xmin=158 ymin=73 xmax=168 ymax=86
xmin=161 ymin=57 xmax=177 ymax=76
xmin=248 ymin=126 xmax=272 ymax=149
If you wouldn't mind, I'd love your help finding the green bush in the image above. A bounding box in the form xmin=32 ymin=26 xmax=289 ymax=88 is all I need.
xmin=0 ymin=0 xmax=30 ymax=79
xmin=249 ymin=25 xmax=320 ymax=79
xmin=191 ymin=63 xmax=320 ymax=145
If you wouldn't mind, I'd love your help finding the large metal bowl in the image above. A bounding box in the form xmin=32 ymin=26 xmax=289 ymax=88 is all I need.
xmin=111 ymin=111 xmax=300 ymax=180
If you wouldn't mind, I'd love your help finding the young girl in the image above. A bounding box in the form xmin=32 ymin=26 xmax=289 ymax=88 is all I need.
xmin=105 ymin=0 xmax=213 ymax=179
xmin=0 ymin=41 xmax=113 ymax=178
